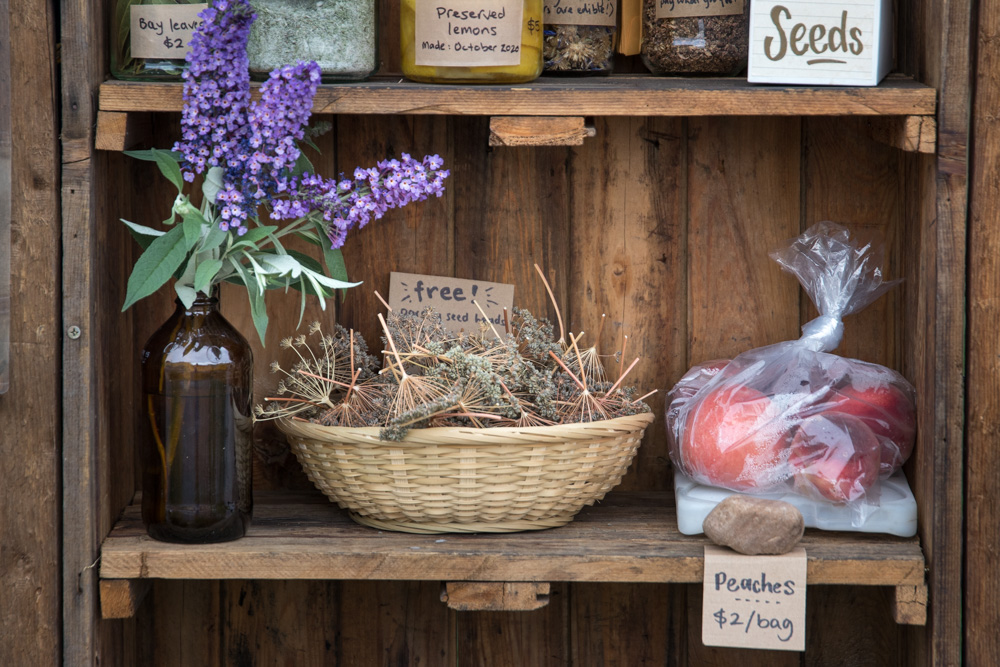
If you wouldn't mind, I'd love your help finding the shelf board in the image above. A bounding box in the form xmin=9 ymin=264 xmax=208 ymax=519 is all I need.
xmin=100 ymin=491 xmax=925 ymax=587
xmin=99 ymin=74 xmax=936 ymax=117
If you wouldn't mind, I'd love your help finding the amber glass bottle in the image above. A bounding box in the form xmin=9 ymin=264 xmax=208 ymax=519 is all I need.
xmin=140 ymin=290 xmax=253 ymax=543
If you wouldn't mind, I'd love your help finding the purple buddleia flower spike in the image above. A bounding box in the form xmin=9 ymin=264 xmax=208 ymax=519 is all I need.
xmin=173 ymin=0 xmax=255 ymax=185
xmin=271 ymin=154 xmax=449 ymax=249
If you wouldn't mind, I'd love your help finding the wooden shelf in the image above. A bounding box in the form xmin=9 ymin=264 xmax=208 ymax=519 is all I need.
xmin=99 ymin=74 xmax=936 ymax=117
xmin=100 ymin=492 xmax=925 ymax=587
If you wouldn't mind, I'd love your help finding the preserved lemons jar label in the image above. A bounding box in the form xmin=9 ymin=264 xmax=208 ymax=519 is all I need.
xmin=544 ymin=0 xmax=616 ymax=27
xmin=414 ymin=1 xmax=526 ymax=67
xmin=656 ymin=0 xmax=744 ymax=19
xmin=130 ymin=4 xmax=208 ymax=59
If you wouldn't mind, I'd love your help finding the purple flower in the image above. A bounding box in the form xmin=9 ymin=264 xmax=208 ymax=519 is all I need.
xmin=173 ymin=0 xmax=255 ymax=184
xmin=167 ymin=0 xmax=447 ymax=242
xmin=271 ymin=153 xmax=449 ymax=249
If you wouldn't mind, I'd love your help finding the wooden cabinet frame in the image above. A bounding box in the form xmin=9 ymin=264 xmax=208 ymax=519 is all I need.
xmin=53 ymin=0 xmax=972 ymax=664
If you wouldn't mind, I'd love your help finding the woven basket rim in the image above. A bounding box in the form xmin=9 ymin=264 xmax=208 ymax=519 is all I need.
xmin=276 ymin=410 xmax=654 ymax=446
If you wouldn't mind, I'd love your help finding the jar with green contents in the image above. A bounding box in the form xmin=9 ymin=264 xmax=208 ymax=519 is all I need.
xmin=246 ymin=0 xmax=378 ymax=82
xmin=111 ymin=0 xmax=206 ymax=80
xmin=401 ymin=0 xmax=544 ymax=84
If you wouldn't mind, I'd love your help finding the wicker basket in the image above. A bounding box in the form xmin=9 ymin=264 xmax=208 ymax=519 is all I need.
xmin=278 ymin=412 xmax=653 ymax=534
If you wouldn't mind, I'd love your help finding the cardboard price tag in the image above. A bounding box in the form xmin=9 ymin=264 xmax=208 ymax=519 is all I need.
xmin=702 ymin=545 xmax=807 ymax=652
xmin=130 ymin=4 xmax=207 ymax=60
xmin=388 ymin=272 xmax=515 ymax=334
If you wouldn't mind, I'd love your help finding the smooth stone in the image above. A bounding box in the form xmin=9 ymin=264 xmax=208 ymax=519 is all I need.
xmin=703 ymin=495 xmax=805 ymax=555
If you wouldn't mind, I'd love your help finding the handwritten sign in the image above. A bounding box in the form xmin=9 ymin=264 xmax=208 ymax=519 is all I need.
xmin=414 ymin=0 xmax=529 ymax=67
xmin=130 ymin=4 xmax=207 ymax=60
xmin=388 ymin=272 xmax=515 ymax=335
xmin=747 ymin=0 xmax=892 ymax=86
xmin=544 ymin=0 xmax=616 ymax=27
xmin=702 ymin=545 xmax=807 ymax=651
xmin=656 ymin=0 xmax=744 ymax=19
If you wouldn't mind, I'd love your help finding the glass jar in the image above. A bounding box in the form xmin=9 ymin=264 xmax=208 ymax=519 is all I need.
xmin=111 ymin=0 xmax=206 ymax=80
xmin=140 ymin=290 xmax=254 ymax=543
xmin=641 ymin=0 xmax=749 ymax=75
xmin=543 ymin=0 xmax=617 ymax=75
xmin=401 ymin=0 xmax=544 ymax=84
xmin=247 ymin=0 xmax=379 ymax=82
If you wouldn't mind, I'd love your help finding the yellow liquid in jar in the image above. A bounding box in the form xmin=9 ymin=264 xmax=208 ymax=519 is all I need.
xmin=401 ymin=0 xmax=543 ymax=83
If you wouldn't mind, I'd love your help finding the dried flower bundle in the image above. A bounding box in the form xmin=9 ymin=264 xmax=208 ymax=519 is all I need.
xmin=256 ymin=305 xmax=653 ymax=441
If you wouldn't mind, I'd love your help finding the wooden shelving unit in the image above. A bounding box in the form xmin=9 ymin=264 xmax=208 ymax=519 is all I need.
xmin=99 ymin=75 xmax=937 ymax=117
xmin=95 ymin=73 xmax=933 ymax=628
xmin=99 ymin=491 xmax=927 ymax=621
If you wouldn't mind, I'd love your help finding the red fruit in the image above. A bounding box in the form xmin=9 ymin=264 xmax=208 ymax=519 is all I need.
xmin=789 ymin=413 xmax=880 ymax=504
xmin=681 ymin=384 xmax=793 ymax=491
xmin=826 ymin=381 xmax=916 ymax=474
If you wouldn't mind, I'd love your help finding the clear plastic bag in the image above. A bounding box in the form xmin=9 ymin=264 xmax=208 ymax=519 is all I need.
xmin=666 ymin=222 xmax=917 ymax=525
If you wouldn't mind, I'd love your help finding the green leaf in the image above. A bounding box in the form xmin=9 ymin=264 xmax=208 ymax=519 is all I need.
xmin=122 ymin=218 xmax=165 ymax=251
xmin=199 ymin=219 xmax=229 ymax=253
xmin=123 ymin=149 xmax=184 ymax=163
xmin=174 ymin=283 xmax=198 ymax=309
xmin=122 ymin=224 xmax=189 ymax=311
xmin=153 ymin=148 xmax=184 ymax=192
xmin=203 ymin=166 xmax=224 ymax=204
xmin=229 ymin=258 xmax=268 ymax=345
xmin=194 ymin=258 xmax=224 ymax=294
xmin=323 ymin=247 xmax=349 ymax=283
xmin=182 ymin=211 xmax=206 ymax=250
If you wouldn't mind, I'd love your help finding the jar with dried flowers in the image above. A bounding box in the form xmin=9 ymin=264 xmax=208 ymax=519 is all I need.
xmin=543 ymin=0 xmax=618 ymax=75
xmin=123 ymin=0 xmax=449 ymax=543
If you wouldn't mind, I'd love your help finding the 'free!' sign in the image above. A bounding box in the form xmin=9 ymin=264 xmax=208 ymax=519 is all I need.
xmin=388 ymin=272 xmax=515 ymax=334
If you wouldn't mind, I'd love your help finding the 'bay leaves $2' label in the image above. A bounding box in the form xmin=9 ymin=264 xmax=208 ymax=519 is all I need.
xmin=415 ymin=0 xmax=526 ymax=67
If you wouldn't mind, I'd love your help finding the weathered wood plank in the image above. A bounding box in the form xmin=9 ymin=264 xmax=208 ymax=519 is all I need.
xmin=442 ymin=582 xmax=551 ymax=611
xmin=489 ymin=116 xmax=595 ymax=146
xmin=100 ymin=579 xmax=152 ymax=619
xmin=567 ymin=116 xmax=684 ymax=492
xmin=98 ymin=494 xmax=925 ymax=587
xmin=685 ymin=116 xmax=803 ymax=667
xmin=893 ymin=584 xmax=929 ymax=626
xmin=0 ymin=0 xmax=60 ymax=663
xmin=95 ymin=110 xmax=151 ymax=152
xmin=861 ymin=116 xmax=937 ymax=155
xmin=339 ymin=580 xmax=454 ymax=665
xmin=965 ymin=0 xmax=1000 ymax=662
xmin=571 ymin=583 xmax=674 ymax=666
xmin=98 ymin=77 xmax=938 ymax=117
xmin=455 ymin=584 xmax=568 ymax=666
xmin=910 ymin=0 xmax=971 ymax=663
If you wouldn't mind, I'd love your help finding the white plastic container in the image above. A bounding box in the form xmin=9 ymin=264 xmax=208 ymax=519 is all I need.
xmin=674 ymin=469 xmax=917 ymax=537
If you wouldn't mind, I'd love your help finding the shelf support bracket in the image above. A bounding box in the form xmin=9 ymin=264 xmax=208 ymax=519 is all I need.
xmin=892 ymin=583 xmax=928 ymax=625
xmin=441 ymin=581 xmax=550 ymax=611
xmin=100 ymin=578 xmax=152 ymax=619
xmin=489 ymin=116 xmax=595 ymax=147
xmin=862 ymin=116 xmax=937 ymax=154
xmin=95 ymin=111 xmax=152 ymax=152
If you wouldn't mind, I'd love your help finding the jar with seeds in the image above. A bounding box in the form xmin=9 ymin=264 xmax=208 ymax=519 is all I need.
xmin=641 ymin=0 xmax=749 ymax=75
xmin=543 ymin=0 xmax=617 ymax=75
xmin=246 ymin=0 xmax=379 ymax=82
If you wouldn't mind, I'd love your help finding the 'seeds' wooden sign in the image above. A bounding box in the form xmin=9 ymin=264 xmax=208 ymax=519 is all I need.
xmin=747 ymin=0 xmax=892 ymax=86
xmin=702 ymin=545 xmax=807 ymax=651
xmin=388 ymin=272 xmax=515 ymax=334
